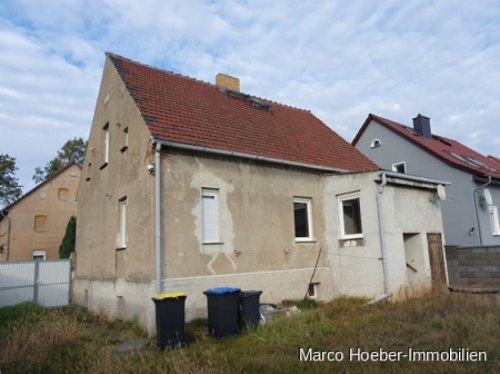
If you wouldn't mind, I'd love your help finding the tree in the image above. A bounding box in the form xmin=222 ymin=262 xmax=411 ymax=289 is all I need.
xmin=0 ymin=154 xmax=22 ymax=206
xmin=59 ymin=216 xmax=76 ymax=259
xmin=33 ymin=137 xmax=87 ymax=183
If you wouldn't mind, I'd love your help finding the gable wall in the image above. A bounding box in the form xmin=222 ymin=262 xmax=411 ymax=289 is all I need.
xmin=75 ymin=57 xmax=155 ymax=282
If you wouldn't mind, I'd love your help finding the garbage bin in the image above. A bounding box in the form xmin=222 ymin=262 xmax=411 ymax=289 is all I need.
xmin=239 ymin=290 xmax=262 ymax=330
xmin=203 ymin=287 xmax=241 ymax=337
xmin=151 ymin=291 xmax=187 ymax=348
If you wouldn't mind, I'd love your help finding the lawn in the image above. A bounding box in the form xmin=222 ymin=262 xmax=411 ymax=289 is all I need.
xmin=0 ymin=292 xmax=499 ymax=373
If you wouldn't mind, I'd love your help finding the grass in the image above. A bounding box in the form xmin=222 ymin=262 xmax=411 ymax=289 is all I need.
xmin=0 ymin=293 xmax=499 ymax=373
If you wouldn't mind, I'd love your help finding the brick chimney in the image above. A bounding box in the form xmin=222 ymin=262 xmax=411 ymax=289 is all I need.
xmin=216 ymin=73 xmax=240 ymax=92
xmin=412 ymin=114 xmax=432 ymax=138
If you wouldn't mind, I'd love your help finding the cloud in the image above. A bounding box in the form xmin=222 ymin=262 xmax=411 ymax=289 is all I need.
xmin=1 ymin=0 xmax=500 ymax=192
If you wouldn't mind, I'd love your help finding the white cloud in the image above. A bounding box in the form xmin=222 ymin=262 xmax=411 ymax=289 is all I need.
xmin=1 ymin=0 xmax=500 ymax=192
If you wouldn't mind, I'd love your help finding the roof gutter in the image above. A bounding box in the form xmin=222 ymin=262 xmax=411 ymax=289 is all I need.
xmin=381 ymin=170 xmax=452 ymax=186
xmin=473 ymin=175 xmax=492 ymax=247
xmin=153 ymin=139 xmax=348 ymax=174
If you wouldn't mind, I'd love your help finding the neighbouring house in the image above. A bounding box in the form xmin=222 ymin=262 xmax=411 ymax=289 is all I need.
xmin=352 ymin=114 xmax=500 ymax=248
xmin=74 ymin=53 xmax=448 ymax=333
xmin=0 ymin=163 xmax=81 ymax=262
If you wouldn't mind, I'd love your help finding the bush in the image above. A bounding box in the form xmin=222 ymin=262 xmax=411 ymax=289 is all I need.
xmin=59 ymin=216 xmax=76 ymax=259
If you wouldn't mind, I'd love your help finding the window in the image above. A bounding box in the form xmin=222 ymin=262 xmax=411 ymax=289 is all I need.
xmin=34 ymin=215 xmax=48 ymax=232
xmin=338 ymin=192 xmax=363 ymax=239
xmin=370 ymin=138 xmax=382 ymax=148
xmin=392 ymin=162 xmax=407 ymax=174
xmin=308 ymin=283 xmax=319 ymax=299
xmin=294 ymin=197 xmax=313 ymax=241
xmin=58 ymin=188 xmax=70 ymax=201
xmin=32 ymin=250 xmax=46 ymax=261
xmin=118 ymin=197 xmax=128 ymax=248
xmin=201 ymin=188 xmax=220 ymax=243
xmin=121 ymin=127 xmax=128 ymax=152
xmin=490 ymin=206 xmax=500 ymax=236
xmin=102 ymin=123 xmax=110 ymax=165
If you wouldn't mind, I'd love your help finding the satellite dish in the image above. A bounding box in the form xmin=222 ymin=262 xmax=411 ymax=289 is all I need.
xmin=437 ymin=185 xmax=446 ymax=201
xmin=484 ymin=188 xmax=493 ymax=205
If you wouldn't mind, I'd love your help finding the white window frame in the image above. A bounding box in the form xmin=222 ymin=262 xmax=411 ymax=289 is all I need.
xmin=293 ymin=197 xmax=313 ymax=242
xmin=490 ymin=206 xmax=500 ymax=236
xmin=338 ymin=192 xmax=363 ymax=240
xmin=103 ymin=123 xmax=110 ymax=164
xmin=370 ymin=138 xmax=382 ymax=148
xmin=307 ymin=282 xmax=319 ymax=299
xmin=32 ymin=250 xmax=46 ymax=261
xmin=118 ymin=197 xmax=128 ymax=248
xmin=392 ymin=161 xmax=407 ymax=173
xmin=201 ymin=188 xmax=220 ymax=244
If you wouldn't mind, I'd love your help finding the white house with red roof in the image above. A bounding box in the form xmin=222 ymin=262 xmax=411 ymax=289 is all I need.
xmin=353 ymin=114 xmax=500 ymax=248
xmin=74 ymin=54 xmax=448 ymax=333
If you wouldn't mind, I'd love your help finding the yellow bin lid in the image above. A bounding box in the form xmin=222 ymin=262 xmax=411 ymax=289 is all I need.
xmin=152 ymin=291 xmax=186 ymax=301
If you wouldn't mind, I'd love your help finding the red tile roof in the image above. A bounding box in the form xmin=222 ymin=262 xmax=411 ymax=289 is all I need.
xmin=352 ymin=114 xmax=500 ymax=179
xmin=489 ymin=155 xmax=500 ymax=165
xmin=107 ymin=53 xmax=378 ymax=173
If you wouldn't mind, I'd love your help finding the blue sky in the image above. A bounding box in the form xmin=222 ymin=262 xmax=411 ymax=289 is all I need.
xmin=1 ymin=0 xmax=499 ymax=193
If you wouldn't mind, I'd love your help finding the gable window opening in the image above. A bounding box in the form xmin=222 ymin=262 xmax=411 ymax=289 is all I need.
xmin=58 ymin=187 xmax=70 ymax=201
xmin=121 ymin=127 xmax=129 ymax=152
xmin=392 ymin=161 xmax=407 ymax=174
xmin=338 ymin=192 xmax=363 ymax=239
xmin=490 ymin=206 xmax=500 ymax=236
xmin=201 ymin=188 xmax=220 ymax=244
xmin=118 ymin=197 xmax=128 ymax=249
xmin=294 ymin=197 xmax=313 ymax=241
xmin=102 ymin=123 xmax=110 ymax=167
xmin=370 ymin=138 xmax=382 ymax=149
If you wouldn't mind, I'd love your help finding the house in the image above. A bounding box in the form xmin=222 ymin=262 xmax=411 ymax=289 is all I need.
xmin=0 ymin=163 xmax=81 ymax=262
xmin=352 ymin=114 xmax=500 ymax=248
xmin=74 ymin=53 xmax=448 ymax=333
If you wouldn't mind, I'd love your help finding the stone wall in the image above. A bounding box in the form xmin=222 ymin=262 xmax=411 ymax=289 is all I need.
xmin=446 ymin=246 xmax=500 ymax=287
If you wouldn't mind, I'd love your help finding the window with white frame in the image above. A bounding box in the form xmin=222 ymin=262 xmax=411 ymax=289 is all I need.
xmin=118 ymin=197 xmax=128 ymax=248
xmin=490 ymin=206 xmax=500 ymax=236
xmin=103 ymin=123 xmax=110 ymax=164
xmin=32 ymin=250 xmax=46 ymax=261
xmin=338 ymin=192 xmax=363 ymax=239
xmin=392 ymin=161 xmax=407 ymax=173
xmin=201 ymin=188 xmax=220 ymax=243
xmin=294 ymin=197 xmax=313 ymax=241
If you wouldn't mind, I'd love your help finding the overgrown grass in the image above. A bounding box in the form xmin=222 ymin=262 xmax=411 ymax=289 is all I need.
xmin=1 ymin=293 xmax=499 ymax=373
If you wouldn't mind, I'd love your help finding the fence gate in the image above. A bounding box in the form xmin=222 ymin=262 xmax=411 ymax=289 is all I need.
xmin=0 ymin=259 xmax=71 ymax=308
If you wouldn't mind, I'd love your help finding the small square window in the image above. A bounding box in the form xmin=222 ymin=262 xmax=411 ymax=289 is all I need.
xmin=34 ymin=215 xmax=48 ymax=232
xmin=392 ymin=162 xmax=407 ymax=173
xmin=294 ymin=197 xmax=313 ymax=241
xmin=338 ymin=192 xmax=363 ymax=239
xmin=32 ymin=250 xmax=46 ymax=261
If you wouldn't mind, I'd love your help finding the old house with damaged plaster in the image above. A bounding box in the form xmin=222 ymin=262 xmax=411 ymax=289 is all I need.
xmin=73 ymin=53 xmax=449 ymax=333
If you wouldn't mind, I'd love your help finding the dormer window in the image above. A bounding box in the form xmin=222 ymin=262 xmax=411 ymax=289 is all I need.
xmin=370 ymin=138 xmax=382 ymax=148
xmin=392 ymin=162 xmax=407 ymax=174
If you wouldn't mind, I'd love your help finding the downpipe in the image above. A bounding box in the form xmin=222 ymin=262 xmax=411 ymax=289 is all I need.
xmin=376 ymin=172 xmax=392 ymax=300
xmin=154 ymin=142 xmax=163 ymax=294
xmin=472 ymin=175 xmax=492 ymax=247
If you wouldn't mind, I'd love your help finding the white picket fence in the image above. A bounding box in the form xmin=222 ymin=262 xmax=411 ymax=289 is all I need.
xmin=0 ymin=259 xmax=71 ymax=308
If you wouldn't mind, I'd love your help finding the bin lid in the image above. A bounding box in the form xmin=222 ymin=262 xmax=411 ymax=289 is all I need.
xmin=240 ymin=290 xmax=263 ymax=297
xmin=152 ymin=291 xmax=186 ymax=301
xmin=203 ymin=286 xmax=241 ymax=295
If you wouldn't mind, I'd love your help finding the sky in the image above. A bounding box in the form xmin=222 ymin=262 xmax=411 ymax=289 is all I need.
xmin=1 ymin=0 xmax=499 ymax=193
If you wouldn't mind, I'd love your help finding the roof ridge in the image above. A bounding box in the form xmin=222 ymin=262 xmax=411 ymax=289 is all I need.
xmin=106 ymin=52 xmax=311 ymax=112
